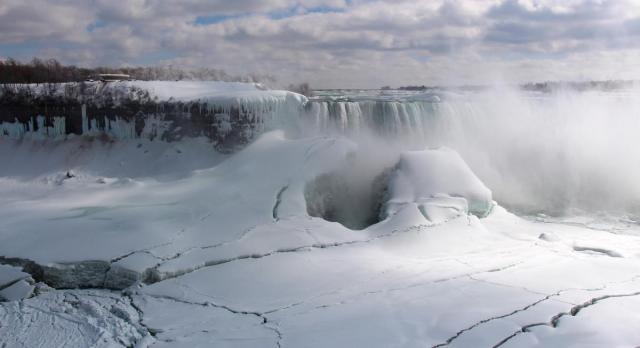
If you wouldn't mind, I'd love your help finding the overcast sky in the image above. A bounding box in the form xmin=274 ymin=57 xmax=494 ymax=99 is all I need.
xmin=1 ymin=0 xmax=640 ymax=88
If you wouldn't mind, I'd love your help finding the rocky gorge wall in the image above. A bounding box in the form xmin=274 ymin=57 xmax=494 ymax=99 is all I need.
xmin=0 ymin=82 xmax=304 ymax=153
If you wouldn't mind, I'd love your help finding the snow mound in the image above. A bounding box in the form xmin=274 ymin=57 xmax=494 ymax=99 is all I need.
xmin=124 ymin=80 xmax=266 ymax=101
xmin=382 ymin=147 xmax=493 ymax=222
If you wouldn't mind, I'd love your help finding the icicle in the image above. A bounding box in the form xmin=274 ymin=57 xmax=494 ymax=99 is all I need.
xmin=81 ymin=104 xmax=88 ymax=134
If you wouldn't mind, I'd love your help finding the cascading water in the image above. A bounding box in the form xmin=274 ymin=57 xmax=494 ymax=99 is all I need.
xmin=297 ymin=88 xmax=640 ymax=219
xmin=301 ymin=99 xmax=440 ymax=140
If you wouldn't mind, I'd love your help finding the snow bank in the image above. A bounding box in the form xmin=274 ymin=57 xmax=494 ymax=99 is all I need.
xmin=124 ymin=80 xmax=266 ymax=101
xmin=0 ymin=80 xmax=267 ymax=101
xmin=382 ymin=147 xmax=493 ymax=222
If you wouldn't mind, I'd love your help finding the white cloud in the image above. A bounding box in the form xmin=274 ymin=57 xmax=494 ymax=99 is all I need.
xmin=0 ymin=0 xmax=92 ymax=43
xmin=1 ymin=0 xmax=640 ymax=87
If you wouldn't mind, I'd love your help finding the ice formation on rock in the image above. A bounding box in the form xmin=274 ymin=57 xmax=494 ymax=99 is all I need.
xmin=382 ymin=147 xmax=493 ymax=222
xmin=0 ymin=81 xmax=306 ymax=151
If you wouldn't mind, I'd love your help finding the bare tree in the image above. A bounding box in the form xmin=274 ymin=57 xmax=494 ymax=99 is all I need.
xmin=0 ymin=58 xmax=277 ymax=84
xmin=287 ymin=83 xmax=312 ymax=97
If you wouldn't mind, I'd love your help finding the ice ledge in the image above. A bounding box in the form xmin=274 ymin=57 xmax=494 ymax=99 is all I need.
xmin=0 ymin=253 xmax=161 ymax=293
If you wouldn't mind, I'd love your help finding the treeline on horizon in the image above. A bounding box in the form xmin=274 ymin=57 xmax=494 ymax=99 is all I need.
xmin=0 ymin=58 xmax=276 ymax=84
xmin=389 ymin=80 xmax=638 ymax=92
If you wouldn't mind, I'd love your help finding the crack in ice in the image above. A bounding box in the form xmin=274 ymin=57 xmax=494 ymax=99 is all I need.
xmin=491 ymin=289 xmax=640 ymax=347
xmin=430 ymin=275 xmax=640 ymax=347
xmin=272 ymin=184 xmax=289 ymax=221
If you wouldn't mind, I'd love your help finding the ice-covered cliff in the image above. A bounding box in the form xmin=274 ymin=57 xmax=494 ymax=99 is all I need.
xmin=0 ymin=81 xmax=306 ymax=151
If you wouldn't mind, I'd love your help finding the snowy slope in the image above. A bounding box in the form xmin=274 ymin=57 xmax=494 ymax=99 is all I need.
xmin=0 ymin=80 xmax=289 ymax=102
xmin=124 ymin=80 xmax=271 ymax=101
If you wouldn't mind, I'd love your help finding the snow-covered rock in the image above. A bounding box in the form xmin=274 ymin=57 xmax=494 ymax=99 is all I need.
xmin=41 ymin=261 xmax=111 ymax=289
xmin=0 ymin=264 xmax=30 ymax=288
xmin=0 ymin=279 xmax=34 ymax=301
xmin=382 ymin=147 xmax=493 ymax=222
xmin=0 ymin=264 xmax=34 ymax=301
xmin=104 ymin=252 xmax=161 ymax=289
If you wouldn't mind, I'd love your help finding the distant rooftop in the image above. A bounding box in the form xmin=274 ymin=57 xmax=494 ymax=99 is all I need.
xmin=93 ymin=74 xmax=131 ymax=82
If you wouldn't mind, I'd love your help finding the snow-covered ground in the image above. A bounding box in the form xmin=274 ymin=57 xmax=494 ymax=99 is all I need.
xmin=1 ymin=84 xmax=639 ymax=347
